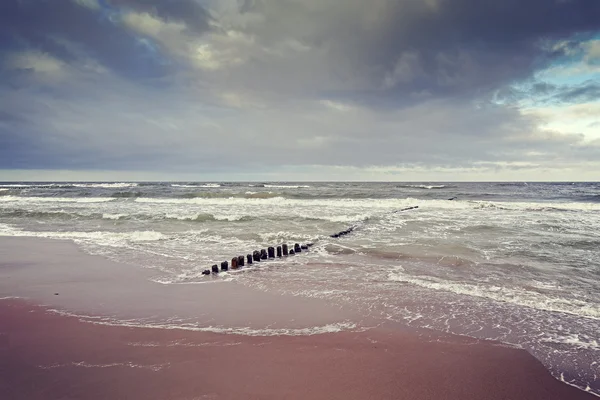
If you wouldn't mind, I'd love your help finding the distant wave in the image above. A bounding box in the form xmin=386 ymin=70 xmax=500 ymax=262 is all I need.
xmin=171 ymin=184 xmax=221 ymax=188
xmin=72 ymin=183 xmax=138 ymax=189
xmin=0 ymin=196 xmax=116 ymax=203
xmin=111 ymin=191 xmax=144 ymax=198
xmin=263 ymin=184 xmax=311 ymax=189
xmin=397 ymin=184 xmax=448 ymax=190
xmin=0 ymin=183 xmax=138 ymax=189
xmin=175 ymin=191 xmax=282 ymax=199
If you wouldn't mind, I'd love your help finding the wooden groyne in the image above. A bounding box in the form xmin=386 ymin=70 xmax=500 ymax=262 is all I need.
xmin=203 ymin=204 xmax=421 ymax=275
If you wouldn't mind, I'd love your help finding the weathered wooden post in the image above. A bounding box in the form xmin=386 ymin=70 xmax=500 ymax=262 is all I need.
xmin=261 ymin=249 xmax=268 ymax=260
xmin=294 ymin=243 xmax=301 ymax=253
xmin=289 ymin=249 xmax=295 ymax=255
xmin=221 ymin=261 xmax=229 ymax=271
xmin=231 ymin=257 xmax=238 ymax=269
xmin=238 ymin=255 xmax=245 ymax=267
xmin=282 ymin=244 xmax=289 ymax=256
xmin=268 ymin=246 xmax=275 ymax=258
xmin=253 ymin=250 xmax=261 ymax=262
xmin=276 ymin=246 xmax=282 ymax=257
xmin=247 ymin=254 xmax=253 ymax=265
xmin=202 ymin=269 xmax=211 ymax=275
xmin=301 ymin=244 xmax=308 ymax=250
xmin=212 ymin=264 xmax=219 ymax=274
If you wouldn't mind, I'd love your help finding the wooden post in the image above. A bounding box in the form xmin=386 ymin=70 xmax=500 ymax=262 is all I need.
xmin=301 ymin=244 xmax=308 ymax=250
xmin=260 ymin=249 xmax=268 ymax=260
xmin=212 ymin=264 xmax=219 ymax=274
xmin=282 ymin=244 xmax=289 ymax=256
xmin=238 ymin=255 xmax=245 ymax=267
xmin=231 ymin=257 xmax=238 ymax=269
xmin=294 ymin=243 xmax=301 ymax=253
xmin=277 ymin=246 xmax=282 ymax=257
xmin=247 ymin=254 xmax=253 ymax=265
xmin=221 ymin=261 xmax=228 ymax=271
xmin=253 ymin=250 xmax=261 ymax=262
xmin=289 ymin=249 xmax=295 ymax=255
xmin=268 ymin=246 xmax=275 ymax=258
xmin=202 ymin=269 xmax=211 ymax=275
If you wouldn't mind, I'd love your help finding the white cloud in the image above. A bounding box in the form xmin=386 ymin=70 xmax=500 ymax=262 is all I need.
xmin=5 ymin=50 xmax=65 ymax=75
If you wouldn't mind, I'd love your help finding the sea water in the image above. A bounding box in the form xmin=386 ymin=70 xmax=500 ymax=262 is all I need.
xmin=1 ymin=181 xmax=599 ymax=394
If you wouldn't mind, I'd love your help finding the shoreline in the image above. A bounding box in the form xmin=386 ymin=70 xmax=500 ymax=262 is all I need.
xmin=0 ymin=236 xmax=598 ymax=399
xmin=1 ymin=298 xmax=595 ymax=400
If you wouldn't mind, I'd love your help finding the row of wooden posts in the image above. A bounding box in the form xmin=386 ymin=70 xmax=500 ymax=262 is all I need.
xmin=203 ymin=243 xmax=313 ymax=275
xmin=202 ymin=204 xmax=422 ymax=276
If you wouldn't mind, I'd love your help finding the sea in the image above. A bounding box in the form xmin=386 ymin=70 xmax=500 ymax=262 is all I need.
xmin=1 ymin=181 xmax=599 ymax=395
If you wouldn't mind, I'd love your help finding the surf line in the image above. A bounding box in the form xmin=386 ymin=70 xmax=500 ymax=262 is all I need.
xmin=203 ymin=204 xmax=420 ymax=276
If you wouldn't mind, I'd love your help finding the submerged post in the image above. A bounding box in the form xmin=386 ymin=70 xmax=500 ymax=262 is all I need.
xmin=282 ymin=244 xmax=289 ymax=256
xmin=238 ymin=255 xmax=245 ymax=267
xmin=268 ymin=246 xmax=275 ymax=258
xmin=260 ymin=249 xmax=268 ymax=260
xmin=253 ymin=250 xmax=261 ymax=262
xmin=294 ymin=243 xmax=301 ymax=253
xmin=221 ymin=261 xmax=229 ymax=272
xmin=212 ymin=264 xmax=219 ymax=274
xmin=277 ymin=246 xmax=282 ymax=257
xmin=247 ymin=254 xmax=253 ymax=265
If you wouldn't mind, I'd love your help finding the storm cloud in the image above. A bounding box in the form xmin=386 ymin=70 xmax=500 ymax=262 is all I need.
xmin=1 ymin=0 xmax=599 ymax=180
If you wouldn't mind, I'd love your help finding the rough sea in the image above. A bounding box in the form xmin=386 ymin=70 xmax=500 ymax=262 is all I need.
xmin=1 ymin=181 xmax=599 ymax=395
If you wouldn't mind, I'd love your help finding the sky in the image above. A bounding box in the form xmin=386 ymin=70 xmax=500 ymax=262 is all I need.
xmin=0 ymin=0 xmax=599 ymax=181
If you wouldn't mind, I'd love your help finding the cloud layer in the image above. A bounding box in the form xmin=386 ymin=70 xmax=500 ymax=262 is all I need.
xmin=1 ymin=0 xmax=599 ymax=180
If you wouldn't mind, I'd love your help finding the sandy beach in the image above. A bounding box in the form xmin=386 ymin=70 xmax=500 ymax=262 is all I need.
xmin=0 ymin=237 xmax=596 ymax=399
xmin=2 ymin=299 xmax=596 ymax=400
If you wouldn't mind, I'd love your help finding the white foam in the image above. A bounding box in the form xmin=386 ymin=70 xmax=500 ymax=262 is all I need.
xmin=387 ymin=271 xmax=600 ymax=320
xmin=406 ymin=185 xmax=446 ymax=189
xmin=263 ymin=184 xmax=311 ymax=189
xmin=39 ymin=361 xmax=167 ymax=371
xmin=47 ymin=308 xmax=358 ymax=336
xmin=540 ymin=334 xmax=600 ymax=350
xmin=171 ymin=183 xmax=221 ymax=188
xmin=72 ymin=183 xmax=138 ymax=189
xmin=0 ymin=224 xmax=167 ymax=245
xmin=0 ymin=196 xmax=116 ymax=203
xmin=102 ymin=213 xmax=128 ymax=220
xmin=133 ymin=196 xmax=600 ymax=212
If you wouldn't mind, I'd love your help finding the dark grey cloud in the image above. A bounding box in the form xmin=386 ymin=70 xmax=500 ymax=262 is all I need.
xmin=223 ymin=0 xmax=600 ymax=101
xmin=108 ymin=0 xmax=213 ymax=33
xmin=0 ymin=0 xmax=169 ymax=80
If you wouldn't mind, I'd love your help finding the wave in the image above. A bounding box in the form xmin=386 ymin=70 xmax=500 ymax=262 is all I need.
xmin=398 ymin=184 xmax=449 ymax=190
xmin=0 ymin=223 xmax=167 ymax=245
xmin=48 ymin=308 xmax=357 ymax=336
xmin=175 ymin=191 xmax=282 ymax=199
xmin=171 ymin=184 xmax=221 ymax=188
xmin=72 ymin=183 xmax=138 ymax=189
xmin=263 ymin=184 xmax=311 ymax=189
xmin=387 ymin=271 xmax=600 ymax=320
xmin=0 ymin=196 xmax=116 ymax=203
xmin=111 ymin=191 xmax=143 ymax=198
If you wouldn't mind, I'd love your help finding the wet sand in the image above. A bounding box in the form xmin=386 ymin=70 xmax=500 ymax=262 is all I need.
xmin=1 ymin=300 xmax=595 ymax=400
xmin=0 ymin=237 xmax=359 ymax=330
xmin=0 ymin=237 xmax=596 ymax=399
